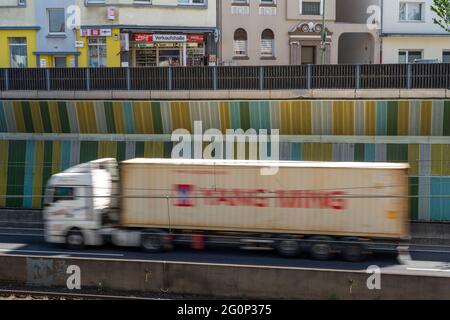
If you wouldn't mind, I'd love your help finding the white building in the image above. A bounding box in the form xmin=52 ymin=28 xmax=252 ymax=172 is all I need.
xmin=381 ymin=0 xmax=450 ymax=63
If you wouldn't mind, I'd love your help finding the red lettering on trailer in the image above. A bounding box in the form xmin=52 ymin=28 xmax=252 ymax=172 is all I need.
xmin=173 ymin=185 xmax=347 ymax=210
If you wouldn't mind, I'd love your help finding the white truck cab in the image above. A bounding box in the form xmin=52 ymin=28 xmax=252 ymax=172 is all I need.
xmin=43 ymin=159 xmax=119 ymax=249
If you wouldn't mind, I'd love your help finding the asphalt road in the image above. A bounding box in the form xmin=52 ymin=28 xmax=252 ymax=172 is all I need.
xmin=0 ymin=227 xmax=449 ymax=277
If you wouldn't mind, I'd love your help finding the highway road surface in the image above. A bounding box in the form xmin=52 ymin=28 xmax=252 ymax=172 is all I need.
xmin=0 ymin=227 xmax=449 ymax=277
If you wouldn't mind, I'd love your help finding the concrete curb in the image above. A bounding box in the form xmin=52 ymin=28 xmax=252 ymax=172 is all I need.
xmin=0 ymin=254 xmax=449 ymax=299
xmin=1 ymin=89 xmax=449 ymax=100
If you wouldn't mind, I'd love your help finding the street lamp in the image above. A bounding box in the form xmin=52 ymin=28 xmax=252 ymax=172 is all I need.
xmin=320 ymin=0 xmax=326 ymax=64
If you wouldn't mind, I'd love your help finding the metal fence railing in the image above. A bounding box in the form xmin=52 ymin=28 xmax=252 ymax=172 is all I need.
xmin=0 ymin=64 xmax=449 ymax=91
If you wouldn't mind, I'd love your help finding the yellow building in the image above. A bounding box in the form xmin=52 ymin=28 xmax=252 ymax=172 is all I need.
xmin=0 ymin=28 xmax=38 ymax=68
xmin=76 ymin=27 xmax=121 ymax=67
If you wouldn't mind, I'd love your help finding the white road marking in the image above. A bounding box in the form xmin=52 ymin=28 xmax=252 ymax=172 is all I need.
xmin=407 ymin=267 xmax=450 ymax=273
xmin=0 ymin=248 xmax=124 ymax=257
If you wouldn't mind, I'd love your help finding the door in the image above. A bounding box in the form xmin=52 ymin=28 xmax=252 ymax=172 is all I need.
xmin=54 ymin=56 xmax=67 ymax=68
xmin=301 ymin=46 xmax=316 ymax=64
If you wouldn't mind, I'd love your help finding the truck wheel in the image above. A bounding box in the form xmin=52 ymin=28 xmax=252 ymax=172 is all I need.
xmin=276 ymin=238 xmax=301 ymax=257
xmin=342 ymin=244 xmax=368 ymax=262
xmin=310 ymin=238 xmax=334 ymax=260
xmin=66 ymin=230 xmax=84 ymax=250
xmin=141 ymin=232 xmax=164 ymax=253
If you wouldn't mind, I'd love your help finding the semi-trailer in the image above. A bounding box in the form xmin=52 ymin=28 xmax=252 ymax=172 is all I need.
xmin=43 ymin=158 xmax=410 ymax=261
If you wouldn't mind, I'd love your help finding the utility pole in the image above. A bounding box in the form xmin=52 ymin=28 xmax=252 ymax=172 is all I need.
xmin=320 ymin=0 xmax=326 ymax=64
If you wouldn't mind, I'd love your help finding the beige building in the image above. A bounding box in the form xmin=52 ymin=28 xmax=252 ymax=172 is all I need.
xmin=218 ymin=0 xmax=381 ymax=65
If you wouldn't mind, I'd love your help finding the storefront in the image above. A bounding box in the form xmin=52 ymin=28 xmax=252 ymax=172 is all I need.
xmin=128 ymin=33 xmax=208 ymax=67
xmin=77 ymin=28 xmax=121 ymax=68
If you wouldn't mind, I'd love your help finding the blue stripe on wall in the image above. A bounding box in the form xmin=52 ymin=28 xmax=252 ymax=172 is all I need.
xmin=364 ymin=144 xmax=376 ymax=161
xmin=23 ymin=140 xmax=35 ymax=208
xmin=61 ymin=141 xmax=71 ymax=170
xmin=229 ymin=101 xmax=241 ymax=129
xmin=430 ymin=177 xmax=450 ymax=221
xmin=290 ymin=143 xmax=302 ymax=160
xmin=123 ymin=101 xmax=135 ymax=134
xmin=376 ymin=101 xmax=387 ymax=135
xmin=0 ymin=101 xmax=7 ymax=132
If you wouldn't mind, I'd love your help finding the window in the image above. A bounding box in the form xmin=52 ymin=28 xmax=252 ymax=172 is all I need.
xmin=178 ymin=0 xmax=206 ymax=5
xmin=88 ymin=37 xmax=107 ymax=67
xmin=399 ymin=2 xmax=423 ymax=21
xmin=261 ymin=29 xmax=275 ymax=57
xmin=232 ymin=0 xmax=248 ymax=3
xmin=52 ymin=187 xmax=75 ymax=203
xmin=48 ymin=8 xmax=65 ymax=34
xmin=398 ymin=50 xmax=423 ymax=63
xmin=233 ymin=28 xmax=248 ymax=56
xmin=9 ymin=37 xmax=27 ymax=68
xmin=260 ymin=0 xmax=276 ymax=4
xmin=301 ymin=0 xmax=321 ymax=15
xmin=443 ymin=51 xmax=450 ymax=63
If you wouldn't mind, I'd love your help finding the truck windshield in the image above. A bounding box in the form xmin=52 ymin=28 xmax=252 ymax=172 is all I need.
xmin=44 ymin=186 xmax=75 ymax=204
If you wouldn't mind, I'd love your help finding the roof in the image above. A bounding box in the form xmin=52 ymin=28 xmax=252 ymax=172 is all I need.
xmin=121 ymin=158 xmax=409 ymax=170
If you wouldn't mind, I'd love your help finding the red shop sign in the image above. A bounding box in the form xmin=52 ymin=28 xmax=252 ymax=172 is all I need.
xmin=135 ymin=34 xmax=153 ymax=42
xmin=187 ymin=34 xmax=204 ymax=43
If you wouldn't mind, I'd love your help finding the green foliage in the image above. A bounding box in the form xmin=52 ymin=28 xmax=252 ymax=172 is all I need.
xmin=431 ymin=0 xmax=450 ymax=32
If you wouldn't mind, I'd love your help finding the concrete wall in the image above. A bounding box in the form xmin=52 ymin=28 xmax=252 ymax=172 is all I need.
xmin=0 ymin=254 xmax=450 ymax=299
xmin=382 ymin=36 xmax=450 ymax=63
xmin=382 ymin=0 xmax=448 ymax=35
xmin=0 ymin=1 xmax=35 ymax=27
xmin=77 ymin=0 xmax=216 ymax=28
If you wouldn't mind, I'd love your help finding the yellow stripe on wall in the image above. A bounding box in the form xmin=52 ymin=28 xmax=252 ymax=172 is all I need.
xmin=219 ymin=101 xmax=230 ymax=133
xmin=30 ymin=101 xmax=44 ymax=133
xmin=133 ymin=102 xmax=154 ymax=134
xmin=51 ymin=141 xmax=61 ymax=174
xmin=408 ymin=144 xmax=419 ymax=176
xmin=76 ymin=101 xmax=97 ymax=133
xmin=0 ymin=141 xmax=9 ymax=207
xmin=280 ymin=101 xmax=311 ymax=135
xmin=13 ymin=101 xmax=26 ymax=132
xmin=302 ymin=143 xmax=332 ymax=161
xmin=32 ymin=141 xmax=44 ymax=208
xmin=430 ymin=144 xmax=443 ymax=176
xmin=144 ymin=142 xmax=164 ymax=158
xmin=333 ymin=101 xmax=354 ymax=135
xmin=420 ymin=101 xmax=432 ymax=136
xmin=171 ymin=102 xmax=192 ymax=132
xmin=364 ymin=101 xmax=376 ymax=136
xmin=113 ymin=102 xmax=125 ymax=134
xmin=48 ymin=101 xmax=62 ymax=133
xmin=98 ymin=141 xmax=117 ymax=159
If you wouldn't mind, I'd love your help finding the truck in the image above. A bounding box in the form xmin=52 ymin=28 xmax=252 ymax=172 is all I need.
xmin=43 ymin=158 xmax=410 ymax=262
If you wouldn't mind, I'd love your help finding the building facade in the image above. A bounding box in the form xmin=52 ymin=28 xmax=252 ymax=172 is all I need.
xmin=0 ymin=0 xmax=217 ymax=68
xmin=381 ymin=0 xmax=450 ymax=63
xmin=76 ymin=0 xmax=217 ymax=67
xmin=218 ymin=0 xmax=381 ymax=65
xmin=0 ymin=0 xmax=37 ymax=68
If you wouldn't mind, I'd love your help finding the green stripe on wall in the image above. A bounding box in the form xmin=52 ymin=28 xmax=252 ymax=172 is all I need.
xmin=354 ymin=144 xmax=365 ymax=162
xmin=151 ymin=102 xmax=163 ymax=134
xmin=135 ymin=142 xmax=144 ymax=157
xmin=387 ymin=144 xmax=408 ymax=162
xmin=444 ymin=101 xmax=450 ymax=136
xmin=6 ymin=141 xmax=26 ymax=207
xmin=41 ymin=141 xmax=53 ymax=208
xmin=104 ymin=102 xmax=115 ymax=134
xmin=22 ymin=102 xmax=35 ymax=133
xmin=39 ymin=101 xmax=52 ymax=133
xmin=387 ymin=101 xmax=398 ymax=136
xmin=80 ymin=141 xmax=98 ymax=163
xmin=239 ymin=101 xmax=250 ymax=131
xmin=58 ymin=102 xmax=71 ymax=133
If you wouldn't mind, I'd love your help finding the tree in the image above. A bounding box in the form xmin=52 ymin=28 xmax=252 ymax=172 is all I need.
xmin=431 ymin=0 xmax=450 ymax=32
